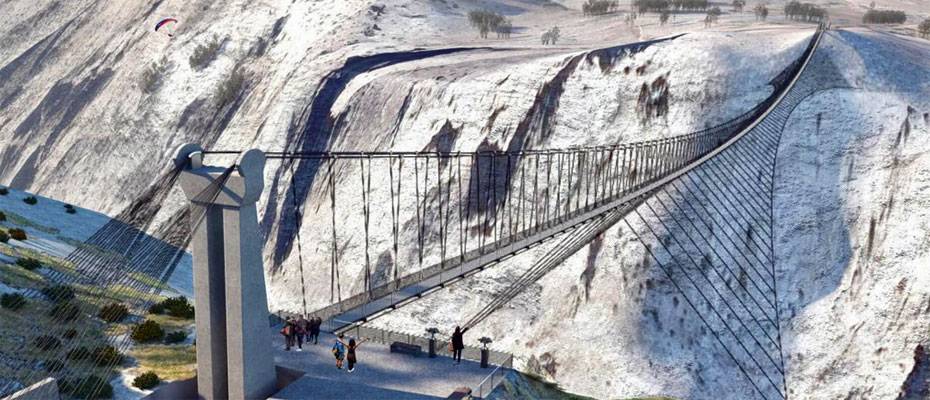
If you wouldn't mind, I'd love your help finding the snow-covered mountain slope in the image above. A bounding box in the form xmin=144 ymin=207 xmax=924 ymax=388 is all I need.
xmin=260 ymin=27 xmax=812 ymax=313
xmin=367 ymin=29 xmax=930 ymax=400
xmin=4 ymin=1 xmax=928 ymax=398
xmin=0 ymin=0 xmax=810 ymax=311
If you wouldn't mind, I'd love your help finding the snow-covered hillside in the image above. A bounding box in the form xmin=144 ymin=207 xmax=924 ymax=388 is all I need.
xmin=368 ymin=28 xmax=930 ymax=400
xmin=3 ymin=1 xmax=929 ymax=399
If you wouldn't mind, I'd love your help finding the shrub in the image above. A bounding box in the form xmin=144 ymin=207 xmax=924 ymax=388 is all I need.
xmin=34 ymin=335 xmax=62 ymax=351
xmin=0 ymin=211 xmax=5 ymax=221
xmin=632 ymin=0 xmax=667 ymax=13
xmin=0 ymin=231 xmax=8 ymax=243
xmin=215 ymin=68 xmax=245 ymax=109
xmin=133 ymin=371 xmax=161 ymax=390
xmin=784 ymin=1 xmax=827 ymax=22
xmin=140 ymin=59 xmax=168 ymax=94
xmin=98 ymin=303 xmax=129 ymax=323
xmin=0 ymin=187 xmax=7 ymax=195
xmin=131 ymin=320 xmax=165 ymax=343
xmin=920 ymin=19 xmax=930 ymax=38
xmin=42 ymin=285 xmax=75 ymax=303
xmin=150 ymin=296 xmax=195 ymax=319
xmin=50 ymin=301 xmax=81 ymax=321
xmin=23 ymin=196 xmax=37 ymax=205
xmin=1 ymin=293 xmax=26 ymax=311
xmin=164 ymin=330 xmax=188 ymax=344
xmin=92 ymin=345 xmax=124 ymax=367
xmin=64 ymin=328 xmax=78 ymax=340
xmin=44 ymin=359 xmax=65 ymax=372
xmin=863 ymin=9 xmax=906 ymax=24
xmin=8 ymin=228 xmax=26 ymax=241
xmin=148 ymin=302 xmax=165 ymax=315
xmin=59 ymin=375 xmax=113 ymax=400
xmin=189 ymin=36 xmax=222 ymax=70
xmin=16 ymin=257 xmax=42 ymax=271
xmin=68 ymin=346 xmax=92 ymax=361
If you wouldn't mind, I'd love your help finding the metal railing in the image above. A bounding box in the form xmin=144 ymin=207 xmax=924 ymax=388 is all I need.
xmin=319 ymin=319 xmax=515 ymax=367
xmin=475 ymin=359 xmax=511 ymax=399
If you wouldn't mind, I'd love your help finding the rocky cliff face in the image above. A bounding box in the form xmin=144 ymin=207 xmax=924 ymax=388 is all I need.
xmin=3 ymin=1 xmax=927 ymax=399
xmin=370 ymin=29 xmax=930 ymax=400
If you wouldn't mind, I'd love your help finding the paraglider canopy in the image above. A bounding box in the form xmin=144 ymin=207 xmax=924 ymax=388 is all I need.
xmin=155 ymin=18 xmax=178 ymax=37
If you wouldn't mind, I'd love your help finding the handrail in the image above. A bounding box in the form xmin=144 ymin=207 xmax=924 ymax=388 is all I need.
xmin=475 ymin=355 xmax=513 ymax=398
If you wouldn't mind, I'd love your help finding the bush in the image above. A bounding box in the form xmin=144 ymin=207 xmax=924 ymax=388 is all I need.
xmin=16 ymin=257 xmax=42 ymax=271
xmin=189 ymin=36 xmax=222 ymax=70
xmin=64 ymin=328 xmax=78 ymax=340
xmin=164 ymin=330 xmax=188 ymax=344
xmin=133 ymin=371 xmax=161 ymax=390
xmin=0 ymin=231 xmax=8 ymax=243
xmin=140 ymin=60 xmax=168 ymax=94
xmin=920 ymin=19 xmax=930 ymax=38
xmin=98 ymin=303 xmax=129 ymax=323
xmin=863 ymin=9 xmax=906 ymax=24
xmin=68 ymin=346 xmax=92 ymax=361
xmin=784 ymin=1 xmax=826 ymax=22
xmin=0 ymin=211 xmax=5 ymax=221
xmin=1 ymin=293 xmax=26 ymax=311
xmin=23 ymin=196 xmax=37 ymax=205
xmin=131 ymin=320 xmax=165 ymax=343
xmin=585 ymin=0 xmax=620 ymax=15
xmin=215 ymin=69 xmax=245 ymax=109
xmin=148 ymin=302 xmax=165 ymax=315
xmin=44 ymin=359 xmax=65 ymax=372
xmin=50 ymin=301 xmax=81 ymax=321
xmin=8 ymin=228 xmax=26 ymax=241
xmin=42 ymin=285 xmax=75 ymax=303
xmin=150 ymin=296 xmax=195 ymax=319
xmin=632 ymin=0 xmax=668 ymax=13
xmin=34 ymin=335 xmax=62 ymax=351
xmin=92 ymin=345 xmax=124 ymax=367
xmin=59 ymin=375 xmax=113 ymax=400
xmin=0 ymin=187 xmax=7 ymax=195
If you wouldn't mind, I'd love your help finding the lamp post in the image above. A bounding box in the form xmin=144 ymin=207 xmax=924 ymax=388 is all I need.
xmin=479 ymin=337 xmax=493 ymax=368
xmin=426 ymin=327 xmax=440 ymax=358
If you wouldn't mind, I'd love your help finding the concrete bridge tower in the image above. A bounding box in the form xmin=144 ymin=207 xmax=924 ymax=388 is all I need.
xmin=174 ymin=144 xmax=277 ymax=400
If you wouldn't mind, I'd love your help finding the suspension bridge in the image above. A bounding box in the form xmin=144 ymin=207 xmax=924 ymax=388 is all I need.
xmin=0 ymin=24 xmax=829 ymax=400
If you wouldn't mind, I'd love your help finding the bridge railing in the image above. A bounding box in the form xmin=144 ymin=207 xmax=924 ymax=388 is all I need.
xmin=319 ymin=318 xmax=514 ymax=367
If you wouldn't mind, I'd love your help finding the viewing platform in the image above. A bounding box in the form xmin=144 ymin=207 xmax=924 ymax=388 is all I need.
xmin=269 ymin=328 xmax=509 ymax=399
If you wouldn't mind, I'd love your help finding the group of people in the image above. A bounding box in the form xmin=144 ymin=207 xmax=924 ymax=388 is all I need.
xmin=281 ymin=318 xmax=472 ymax=373
xmin=281 ymin=315 xmax=322 ymax=351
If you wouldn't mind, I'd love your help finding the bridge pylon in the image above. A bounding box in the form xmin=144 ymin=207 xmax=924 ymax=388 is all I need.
xmin=174 ymin=144 xmax=276 ymax=400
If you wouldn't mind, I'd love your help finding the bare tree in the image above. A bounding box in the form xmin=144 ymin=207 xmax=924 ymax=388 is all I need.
xmin=919 ymin=19 xmax=930 ymax=38
xmin=541 ymin=26 xmax=561 ymax=45
xmin=754 ymin=4 xmax=769 ymax=21
xmin=732 ymin=0 xmax=745 ymax=13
